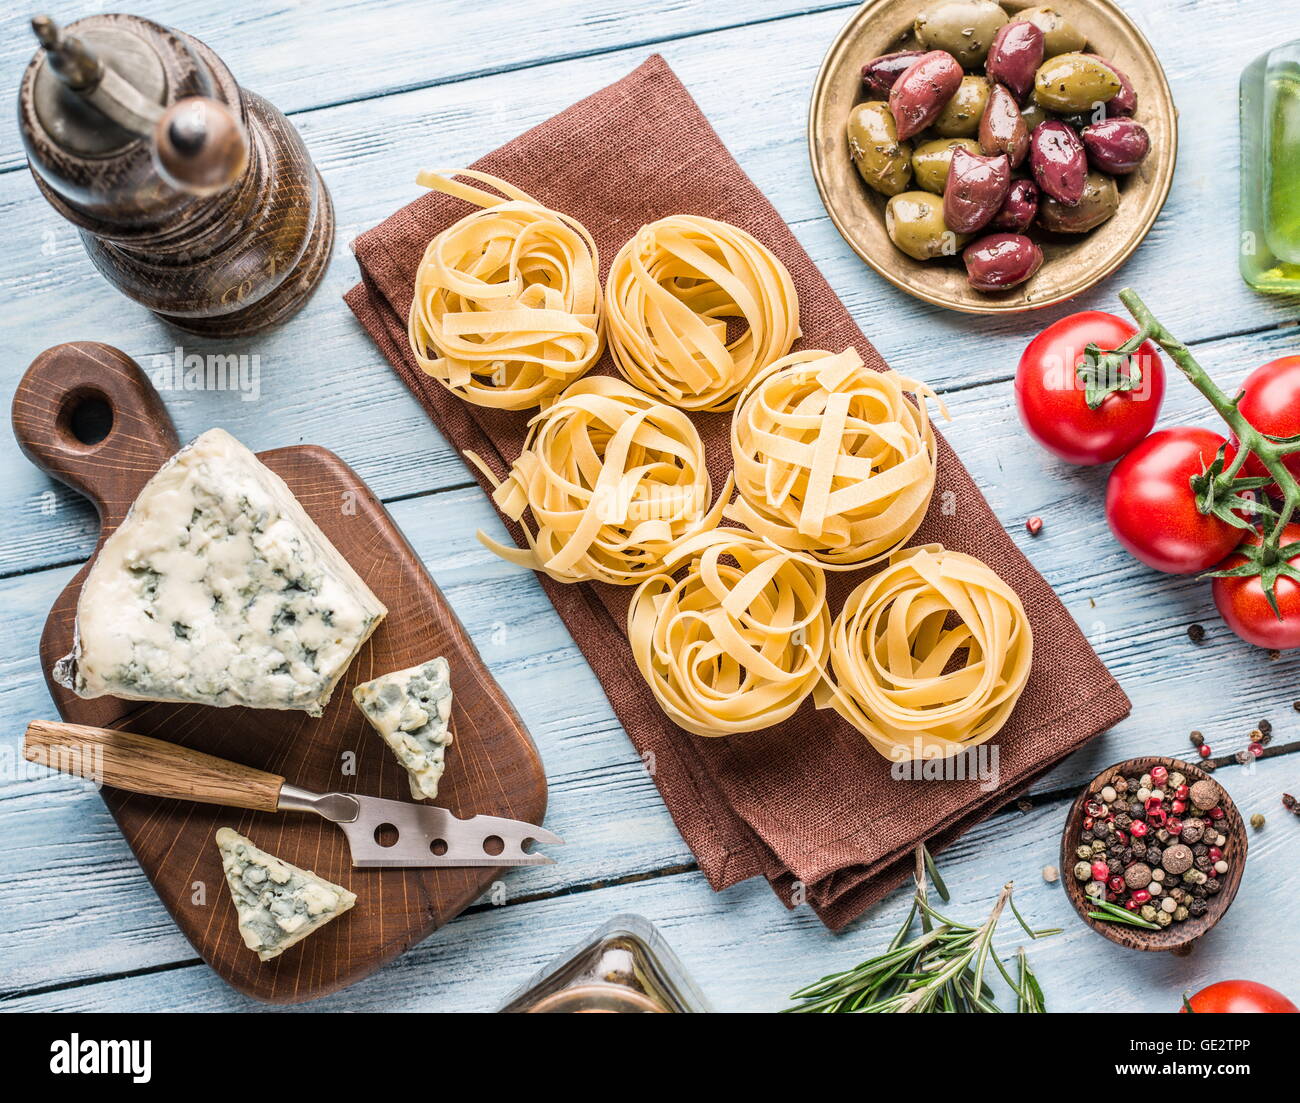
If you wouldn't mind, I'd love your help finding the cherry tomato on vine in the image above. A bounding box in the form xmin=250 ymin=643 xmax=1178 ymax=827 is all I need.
xmin=1180 ymin=980 xmax=1299 ymax=1014
xmin=1211 ymin=523 xmax=1300 ymax=649
xmin=1015 ymin=311 xmax=1165 ymax=466
xmin=1235 ymin=355 xmax=1300 ymax=491
xmin=1105 ymin=427 xmax=1244 ymax=574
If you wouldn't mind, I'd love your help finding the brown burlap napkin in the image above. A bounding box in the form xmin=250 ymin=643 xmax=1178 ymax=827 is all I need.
xmin=344 ymin=54 xmax=1130 ymax=930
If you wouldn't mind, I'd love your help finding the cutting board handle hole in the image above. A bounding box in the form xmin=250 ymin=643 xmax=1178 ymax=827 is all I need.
xmin=482 ymin=835 xmax=505 ymax=856
xmin=430 ymin=838 xmax=448 ymax=856
xmin=373 ymin=822 xmax=399 ymax=848
xmin=58 ymin=388 xmax=114 ymax=449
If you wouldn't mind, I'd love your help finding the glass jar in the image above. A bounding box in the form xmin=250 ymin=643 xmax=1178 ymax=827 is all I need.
xmin=1240 ymin=41 xmax=1300 ymax=292
xmin=497 ymin=914 xmax=711 ymax=1013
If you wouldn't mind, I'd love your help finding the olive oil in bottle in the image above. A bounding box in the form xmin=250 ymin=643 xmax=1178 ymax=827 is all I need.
xmin=1241 ymin=42 xmax=1300 ymax=292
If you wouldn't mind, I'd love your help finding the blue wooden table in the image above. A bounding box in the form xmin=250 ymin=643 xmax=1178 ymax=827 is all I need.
xmin=2 ymin=0 xmax=1298 ymax=1013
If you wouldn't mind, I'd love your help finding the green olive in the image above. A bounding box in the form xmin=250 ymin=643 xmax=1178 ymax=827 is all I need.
xmin=1039 ymin=170 xmax=1119 ymax=233
xmin=1019 ymin=100 xmax=1050 ymax=133
xmin=1010 ymin=5 xmax=1087 ymax=58
xmin=914 ymin=0 xmax=1008 ymax=68
xmin=847 ymin=101 xmax=914 ymax=196
xmin=912 ymin=137 xmax=981 ymax=194
xmin=933 ymin=76 xmax=991 ymax=138
xmin=1034 ymin=53 xmax=1121 ymax=114
xmin=885 ymin=190 xmax=971 ymax=259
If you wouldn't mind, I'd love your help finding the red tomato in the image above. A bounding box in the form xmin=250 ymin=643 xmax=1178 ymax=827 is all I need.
xmin=1236 ymin=355 xmax=1300 ymax=490
xmin=1211 ymin=523 xmax=1300 ymax=649
xmin=1105 ymin=427 xmax=1243 ymax=574
xmin=1016 ymin=311 xmax=1165 ymax=465
xmin=1181 ymin=980 xmax=1299 ymax=1014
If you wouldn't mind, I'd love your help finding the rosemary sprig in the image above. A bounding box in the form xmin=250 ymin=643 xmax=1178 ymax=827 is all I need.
xmin=1087 ymin=898 xmax=1161 ymax=930
xmin=784 ymin=845 xmax=1056 ymax=1013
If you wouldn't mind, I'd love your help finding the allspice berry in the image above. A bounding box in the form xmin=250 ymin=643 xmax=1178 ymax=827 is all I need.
xmin=1189 ymin=779 xmax=1221 ymax=811
xmin=1123 ymin=862 xmax=1153 ymax=889
xmin=1162 ymin=843 xmax=1194 ymax=875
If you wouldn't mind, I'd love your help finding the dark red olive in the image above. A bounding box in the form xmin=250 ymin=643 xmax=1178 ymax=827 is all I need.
xmin=1030 ymin=119 xmax=1087 ymax=206
xmin=963 ymin=233 xmax=1043 ymax=291
xmin=990 ymin=178 xmax=1039 ymax=232
xmin=861 ymin=51 xmax=925 ymax=96
xmin=1088 ymin=53 xmax=1137 ymax=116
xmin=979 ymin=83 xmax=1030 ymax=167
xmin=889 ymin=50 xmax=964 ymax=141
xmin=985 ymin=22 xmax=1044 ymax=103
xmin=944 ymin=146 xmax=1011 ymax=234
xmin=1082 ymin=117 xmax=1151 ymax=174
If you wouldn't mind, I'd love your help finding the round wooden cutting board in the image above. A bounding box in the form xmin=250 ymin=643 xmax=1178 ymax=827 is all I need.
xmin=13 ymin=341 xmax=549 ymax=1004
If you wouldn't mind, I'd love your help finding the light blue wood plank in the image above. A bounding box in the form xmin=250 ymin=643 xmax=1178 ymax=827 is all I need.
xmin=4 ymin=754 xmax=1294 ymax=1012
xmin=0 ymin=0 xmax=858 ymax=172
xmin=4 ymin=466 xmax=1299 ymax=993
xmin=1 ymin=1 xmax=1295 ymax=578
xmin=4 ymin=0 xmax=1300 ymax=1013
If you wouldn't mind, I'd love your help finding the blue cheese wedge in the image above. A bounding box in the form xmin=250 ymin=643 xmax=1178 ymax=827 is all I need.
xmin=54 ymin=428 xmax=386 ymax=716
xmin=216 ymin=828 xmax=356 ymax=961
xmin=353 ymin=658 xmax=453 ymax=800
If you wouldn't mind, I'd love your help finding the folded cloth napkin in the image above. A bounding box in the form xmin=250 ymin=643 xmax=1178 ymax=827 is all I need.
xmin=345 ymin=54 xmax=1130 ymax=930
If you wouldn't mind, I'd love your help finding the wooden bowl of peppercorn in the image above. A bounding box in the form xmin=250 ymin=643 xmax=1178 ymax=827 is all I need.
xmin=1061 ymin=756 xmax=1247 ymax=952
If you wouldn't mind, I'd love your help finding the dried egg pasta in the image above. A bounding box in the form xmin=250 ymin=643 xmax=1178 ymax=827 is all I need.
xmin=727 ymin=347 xmax=943 ymax=569
xmin=815 ymin=545 xmax=1032 ymax=760
xmin=408 ymin=170 xmax=603 ymax=410
xmin=627 ymin=528 xmax=830 ymax=737
xmin=605 ymin=215 xmax=800 ymax=412
xmin=468 ymin=377 xmax=730 ymax=585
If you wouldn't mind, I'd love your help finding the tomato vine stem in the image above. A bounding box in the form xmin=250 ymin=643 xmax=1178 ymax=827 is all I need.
xmin=1115 ymin=288 xmax=1300 ymax=567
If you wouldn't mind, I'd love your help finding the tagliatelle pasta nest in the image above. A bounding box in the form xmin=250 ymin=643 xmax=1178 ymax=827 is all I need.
xmin=604 ymin=215 xmax=800 ymax=412
xmin=407 ymin=170 xmax=603 ymax=410
xmin=466 ymin=377 xmax=730 ymax=585
xmin=815 ymin=545 xmax=1032 ymax=761
xmin=627 ymin=529 xmax=830 ymax=737
xmin=727 ymin=347 xmax=944 ymax=569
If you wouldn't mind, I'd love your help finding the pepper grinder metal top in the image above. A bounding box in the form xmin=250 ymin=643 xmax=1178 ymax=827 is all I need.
xmin=19 ymin=13 xmax=334 ymax=338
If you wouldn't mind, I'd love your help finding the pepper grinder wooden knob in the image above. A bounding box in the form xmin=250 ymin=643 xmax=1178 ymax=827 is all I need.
xmin=153 ymin=97 xmax=248 ymax=197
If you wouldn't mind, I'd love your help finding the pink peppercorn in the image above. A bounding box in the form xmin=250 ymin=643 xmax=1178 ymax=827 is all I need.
xmin=1151 ymin=766 xmax=1169 ymax=786
xmin=1091 ymin=860 xmax=1110 ymax=881
xmin=1167 ymin=818 xmax=1183 ymax=835
xmin=1171 ymin=799 xmax=1187 ymax=815
xmin=1109 ymin=875 xmax=1125 ymax=893
xmin=1199 ymin=745 xmax=1212 ymax=758
xmin=1130 ymin=821 xmax=1149 ymax=837
xmin=1132 ymin=889 xmax=1151 ymax=905
xmin=1248 ymin=742 xmax=1264 ymax=757
xmin=1209 ymin=806 xmax=1225 ymax=820
xmin=1208 ymin=846 xmax=1223 ymax=862
xmin=1175 ymin=784 xmax=1190 ymax=800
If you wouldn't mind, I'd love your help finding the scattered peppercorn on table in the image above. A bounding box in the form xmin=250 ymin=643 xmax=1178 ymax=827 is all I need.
xmin=2 ymin=0 xmax=1299 ymax=1012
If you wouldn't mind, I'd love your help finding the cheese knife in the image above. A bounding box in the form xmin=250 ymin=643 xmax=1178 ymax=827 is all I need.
xmin=25 ymin=719 xmax=561 ymax=868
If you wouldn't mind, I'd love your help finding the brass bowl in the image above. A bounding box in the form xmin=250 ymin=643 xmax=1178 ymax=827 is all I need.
xmin=808 ymin=0 xmax=1178 ymax=314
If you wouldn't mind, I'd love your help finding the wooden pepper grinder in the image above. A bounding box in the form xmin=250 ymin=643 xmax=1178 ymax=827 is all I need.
xmin=18 ymin=13 xmax=334 ymax=337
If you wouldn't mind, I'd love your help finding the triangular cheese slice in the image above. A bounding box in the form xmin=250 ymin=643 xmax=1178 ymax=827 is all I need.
xmin=216 ymin=828 xmax=357 ymax=961
xmin=353 ymin=658 xmax=454 ymax=800
xmin=55 ymin=428 xmax=387 ymax=716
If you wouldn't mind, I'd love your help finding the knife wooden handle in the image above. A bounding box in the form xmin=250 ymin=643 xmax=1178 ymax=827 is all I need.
xmin=24 ymin=719 xmax=284 ymax=812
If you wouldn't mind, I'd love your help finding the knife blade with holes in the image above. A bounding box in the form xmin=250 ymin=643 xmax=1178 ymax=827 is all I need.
xmin=24 ymin=719 xmax=561 ymax=867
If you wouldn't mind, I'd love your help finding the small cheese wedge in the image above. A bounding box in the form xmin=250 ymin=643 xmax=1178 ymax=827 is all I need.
xmin=216 ymin=828 xmax=356 ymax=962
xmin=54 ymin=428 xmax=387 ymax=715
xmin=353 ymin=658 xmax=453 ymax=800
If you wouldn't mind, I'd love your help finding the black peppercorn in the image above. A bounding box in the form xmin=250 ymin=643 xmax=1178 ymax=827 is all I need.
xmin=1192 ymin=843 xmax=1208 ymax=857
xmin=1108 ymin=857 xmax=1122 ymax=874
xmin=1188 ymin=898 xmax=1209 ymax=916
xmin=1081 ymin=831 xmax=1094 ymax=843
xmin=1187 ymin=623 xmax=1205 ymax=642
xmin=1195 ymin=854 xmax=1212 ymax=872
xmin=1205 ymin=878 xmax=1221 ymax=895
